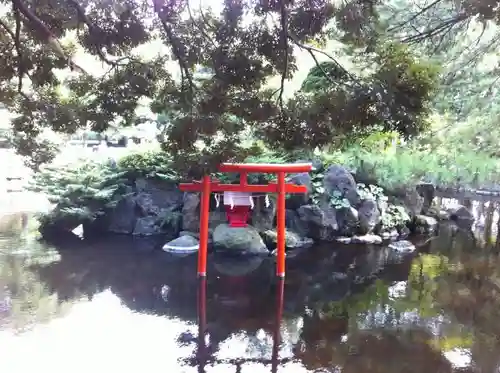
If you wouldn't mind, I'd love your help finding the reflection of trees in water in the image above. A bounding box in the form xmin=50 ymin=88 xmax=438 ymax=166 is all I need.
xmin=5 ymin=221 xmax=500 ymax=372
xmin=0 ymin=235 xmax=72 ymax=331
xmin=293 ymin=229 xmax=480 ymax=373
xmin=429 ymin=220 xmax=500 ymax=373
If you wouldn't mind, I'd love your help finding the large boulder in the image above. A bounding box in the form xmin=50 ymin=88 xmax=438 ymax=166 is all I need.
xmin=262 ymin=229 xmax=314 ymax=251
xmin=391 ymin=186 xmax=424 ymax=217
xmin=134 ymin=178 xmax=183 ymax=216
xmin=181 ymin=193 xmax=200 ymax=232
xmin=212 ymin=224 xmax=269 ymax=256
xmin=323 ymin=165 xmax=360 ymax=205
xmin=132 ymin=212 xmax=182 ymax=237
xmin=251 ymin=195 xmax=276 ymax=232
xmin=297 ymin=204 xmax=338 ymax=241
xmin=180 ymin=192 xmax=228 ymax=234
xmin=284 ymin=209 xmax=307 ymax=236
xmin=286 ymin=172 xmax=312 ymax=209
xmin=357 ymin=199 xmax=381 ymax=234
xmin=413 ymin=215 xmax=438 ymax=234
xmin=107 ymin=179 xmax=183 ymax=235
xmin=335 ymin=206 xmax=359 ymax=236
xmin=416 ymin=183 xmax=435 ymax=214
xmin=447 ymin=205 xmax=474 ymax=227
xmin=107 ymin=195 xmax=137 ymax=234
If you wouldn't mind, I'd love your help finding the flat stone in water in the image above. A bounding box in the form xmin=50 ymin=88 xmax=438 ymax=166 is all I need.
xmin=336 ymin=234 xmax=383 ymax=245
xmin=162 ymin=235 xmax=199 ymax=256
xmin=381 ymin=230 xmax=399 ymax=240
xmin=388 ymin=240 xmax=416 ymax=256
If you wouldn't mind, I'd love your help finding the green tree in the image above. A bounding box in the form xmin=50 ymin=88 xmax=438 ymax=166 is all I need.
xmin=0 ymin=0 xmax=440 ymax=175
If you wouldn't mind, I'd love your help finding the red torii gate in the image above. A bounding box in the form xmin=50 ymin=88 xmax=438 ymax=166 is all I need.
xmin=179 ymin=162 xmax=313 ymax=278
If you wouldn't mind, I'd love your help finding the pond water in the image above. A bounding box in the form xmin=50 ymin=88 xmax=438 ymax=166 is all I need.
xmin=0 ymin=215 xmax=498 ymax=373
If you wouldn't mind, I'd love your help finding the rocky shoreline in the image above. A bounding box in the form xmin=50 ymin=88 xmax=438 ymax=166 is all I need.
xmin=38 ymin=160 xmax=475 ymax=256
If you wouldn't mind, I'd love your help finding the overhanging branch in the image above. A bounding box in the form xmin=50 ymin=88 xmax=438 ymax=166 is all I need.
xmin=10 ymin=0 xmax=86 ymax=73
xmin=278 ymin=1 xmax=289 ymax=110
xmin=287 ymin=31 xmax=360 ymax=87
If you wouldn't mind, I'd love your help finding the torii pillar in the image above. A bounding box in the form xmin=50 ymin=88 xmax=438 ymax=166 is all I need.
xmin=179 ymin=163 xmax=313 ymax=278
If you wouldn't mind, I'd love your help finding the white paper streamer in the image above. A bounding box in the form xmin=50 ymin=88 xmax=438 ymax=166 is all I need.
xmin=265 ymin=194 xmax=270 ymax=208
xmin=249 ymin=196 xmax=254 ymax=209
xmin=214 ymin=193 xmax=220 ymax=208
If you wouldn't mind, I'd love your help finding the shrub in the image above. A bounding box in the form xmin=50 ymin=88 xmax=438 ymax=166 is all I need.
xmin=27 ymin=160 xmax=129 ymax=225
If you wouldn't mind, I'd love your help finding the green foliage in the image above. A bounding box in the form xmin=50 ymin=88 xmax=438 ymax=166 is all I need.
xmin=381 ymin=204 xmax=410 ymax=230
xmin=332 ymin=143 xmax=500 ymax=191
xmin=117 ymin=151 xmax=178 ymax=182
xmin=329 ymin=190 xmax=351 ymax=209
xmin=263 ymin=41 xmax=439 ymax=152
xmin=357 ymin=183 xmax=388 ymax=205
xmin=27 ymin=160 xmax=129 ymax=224
xmin=28 ymin=150 xmax=182 ymax=226
xmin=310 ymin=171 xmax=325 ymax=205
xmin=214 ymin=150 xmax=290 ymax=185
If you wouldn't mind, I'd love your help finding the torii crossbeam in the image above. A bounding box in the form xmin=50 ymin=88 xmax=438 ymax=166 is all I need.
xmin=179 ymin=163 xmax=313 ymax=278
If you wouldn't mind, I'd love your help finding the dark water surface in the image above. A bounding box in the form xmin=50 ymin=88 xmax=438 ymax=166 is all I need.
xmin=0 ymin=219 xmax=496 ymax=373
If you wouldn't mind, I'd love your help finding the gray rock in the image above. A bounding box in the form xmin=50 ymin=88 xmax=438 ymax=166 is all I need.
xmin=133 ymin=216 xmax=163 ymax=236
xmin=134 ymin=179 xmax=183 ymax=216
xmin=323 ymin=165 xmax=360 ymax=205
xmin=447 ymin=205 xmax=474 ymax=224
xmin=335 ymin=234 xmax=382 ymax=245
xmin=351 ymin=234 xmax=383 ymax=245
xmin=381 ymin=229 xmax=399 ymax=240
xmin=181 ymin=193 xmax=200 ymax=232
xmin=162 ymin=235 xmax=199 ymax=256
xmin=208 ymin=211 xmax=228 ymax=231
xmin=413 ymin=215 xmax=438 ymax=234
xmin=387 ymin=240 xmax=416 ymax=262
xmin=416 ymin=183 xmax=435 ymax=213
xmin=108 ymin=195 xmax=137 ymax=234
xmin=336 ymin=206 xmax=359 ymax=236
xmin=262 ymin=229 xmax=314 ymax=251
xmin=284 ymin=209 xmax=307 ymax=236
xmin=298 ymin=204 xmax=338 ymax=241
xmin=358 ymin=199 xmax=381 ymax=234
xmin=287 ymin=173 xmax=312 ymax=209
xmin=401 ymin=187 xmax=424 ymax=216
xmin=398 ymin=226 xmax=411 ymax=239
xmin=180 ymin=192 xmax=227 ymax=233
xmin=212 ymin=224 xmax=269 ymax=256
xmin=335 ymin=236 xmax=353 ymax=244
xmin=251 ymin=196 xmax=276 ymax=232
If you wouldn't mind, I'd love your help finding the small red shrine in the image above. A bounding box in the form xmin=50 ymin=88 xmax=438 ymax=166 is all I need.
xmin=179 ymin=162 xmax=312 ymax=278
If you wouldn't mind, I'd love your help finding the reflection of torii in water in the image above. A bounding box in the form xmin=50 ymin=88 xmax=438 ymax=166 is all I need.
xmin=196 ymin=278 xmax=287 ymax=373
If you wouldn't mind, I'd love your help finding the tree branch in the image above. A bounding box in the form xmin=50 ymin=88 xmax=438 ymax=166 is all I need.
xmin=401 ymin=14 xmax=467 ymax=44
xmin=153 ymin=0 xmax=195 ymax=104
xmin=10 ymin=0 xmax=86 ymax=73
xmin=0 ymin=14 xmax=29 ymax=99
xmin=287 ymin=31 xmax=360 ymax=86
xmin=65 ymin=0 xmax=121 ymax=67
xmin=278 ymin=1 xmax=289 ymax=110
xmin=13 ymin=5 xmax=25 ymax=97
xmin=387 ymin=0 xmax=446 ymax=33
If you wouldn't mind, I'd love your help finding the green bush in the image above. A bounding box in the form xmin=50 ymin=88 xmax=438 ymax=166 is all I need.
xmin=318 ymin=145 xmax=500 ymax=191
xmin=117 ymin=151 xmax=179 ymax=182
xmin=27 ymin=160 xmax=130 ymax=225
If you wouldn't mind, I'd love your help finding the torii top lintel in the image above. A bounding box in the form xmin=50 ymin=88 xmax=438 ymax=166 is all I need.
xmin=178 ymin=162 xmax=313 ymax=194
xmin=218 ymin=162 xmax=313 ymax=174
